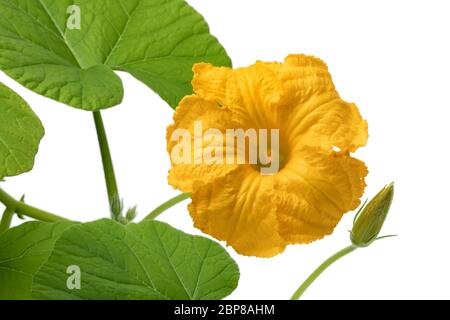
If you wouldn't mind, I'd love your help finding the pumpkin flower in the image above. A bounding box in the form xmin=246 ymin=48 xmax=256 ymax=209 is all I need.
xmin=167 ymin=54 xmax=368 ymax=257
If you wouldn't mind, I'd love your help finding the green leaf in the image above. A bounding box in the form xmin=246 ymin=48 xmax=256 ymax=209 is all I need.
xmin=32 ymin=219 xmax=240 ymax=300
xmin=0 ymin=221 xmax=76 ymax=299
xmin=0 ymin=0 xmax=231 ymax=110
xmin=0 ymin=82 xmax=44 ymax=179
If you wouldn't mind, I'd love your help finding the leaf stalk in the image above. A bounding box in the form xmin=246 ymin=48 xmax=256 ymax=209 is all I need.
xmin=93 ymin=111 xmax=122 ymax=220
xmin=290 ymin=245 xmax=358 ymax=300
xmin=145 ymin=193 xmax=191 ymax=220
xmin=0 ymin=188 xmax=69 ymax=223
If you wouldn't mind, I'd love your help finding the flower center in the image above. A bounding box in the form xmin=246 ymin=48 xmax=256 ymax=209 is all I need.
xmin=252 ymin=130 xmax=288 ymax=175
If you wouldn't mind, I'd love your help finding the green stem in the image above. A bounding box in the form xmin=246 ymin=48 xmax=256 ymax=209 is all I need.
xmin=0 ymin=207 xmax=14 ymax=234
xmin=145 ymin=193 xmax=191 ymax=220
xmin=0 ymin=188 xmax=69 ymax=222
xmin=93 ymin=111 xmax=121 ymax=218
xmin=290 ymin=245 xmax=358 ymax=300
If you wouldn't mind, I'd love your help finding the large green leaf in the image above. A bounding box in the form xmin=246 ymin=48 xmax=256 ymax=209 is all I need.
xmin=32 ymin=219 xmax=239 ymax=300
xmin=0 ymin=82 xmax=44 ymax=179
xmin=0 ymin=0 xmax=231 ymax=110
xmin=0 ymin=221 xmax=76 ymax=299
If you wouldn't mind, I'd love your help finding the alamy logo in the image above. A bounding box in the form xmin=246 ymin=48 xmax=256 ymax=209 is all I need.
xmin=66 ymin=265 xmax=81 ymax=290
xmin=170 ymin=121 xmax=280 ymax=175
xmin=67 ymin=5 xmax=81 ymax=30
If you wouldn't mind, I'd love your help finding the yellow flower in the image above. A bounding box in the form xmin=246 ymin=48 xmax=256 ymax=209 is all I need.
xmin=167 ymin=54 xmax=368 ymax=257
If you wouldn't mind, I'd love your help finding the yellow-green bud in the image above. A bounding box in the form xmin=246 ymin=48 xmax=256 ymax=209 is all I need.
xmin=350 ymin=183 xmax=394 ymax=247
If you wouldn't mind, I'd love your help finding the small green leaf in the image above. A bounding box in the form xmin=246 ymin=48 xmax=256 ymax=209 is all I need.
xmin=0 ymin=0 xmax=231 ymax=110
xmin=0 ymin=82 xmax=44 ymax=179
xmin=125 ymin=205 xmax=138 ymax=223
xmin=0 ymin=221 xmax=76 ymax=299
xmin=32 ymin=219 xmax=240 ymax=300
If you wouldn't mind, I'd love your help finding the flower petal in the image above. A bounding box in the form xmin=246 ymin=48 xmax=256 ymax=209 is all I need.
xmin=280 ymin=55 xmax=368 ymax=152
xmin=279 ymin=54 xmax=335 ymax=102
xmin=192 ymin=63 xmax=236 ymax=105
xmin=230 ymin=62 xmax=284 ymax=128
xmin=286 ymin=95 xmax=368 ymax=153
xmin=275 ymin=146 xmax=368 ymax=243
xmin=167 ymin=96 xmax=238 ymax=192
xmin=193 ymin=62 xmax=283 ymax=128
xmin=189 ymin=167 xmax=286 ymax=257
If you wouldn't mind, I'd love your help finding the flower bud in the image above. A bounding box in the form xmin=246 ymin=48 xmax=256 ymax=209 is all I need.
xmin=126 ymin=205 xmax=138 ymax=222
xmin=350 ymin=183 xmax=394 ymax=247
xmin=110 ymin=196 xmax=123 ymax=220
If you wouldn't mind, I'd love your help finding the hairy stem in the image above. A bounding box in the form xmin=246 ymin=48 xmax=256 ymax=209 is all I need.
xmin=93 ymin=111 xmax=121 ymax=219
xmin=145 ymin=193 xmax=191 ymax=220
xmin=0 ymin=188 xmax=69 ymax=223
xmin=291 ymin=245 xmax=358 ymax=300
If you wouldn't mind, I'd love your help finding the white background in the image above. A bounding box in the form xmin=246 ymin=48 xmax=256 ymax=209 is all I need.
xmin=1 ymin=0 xmax=450 ymax=299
